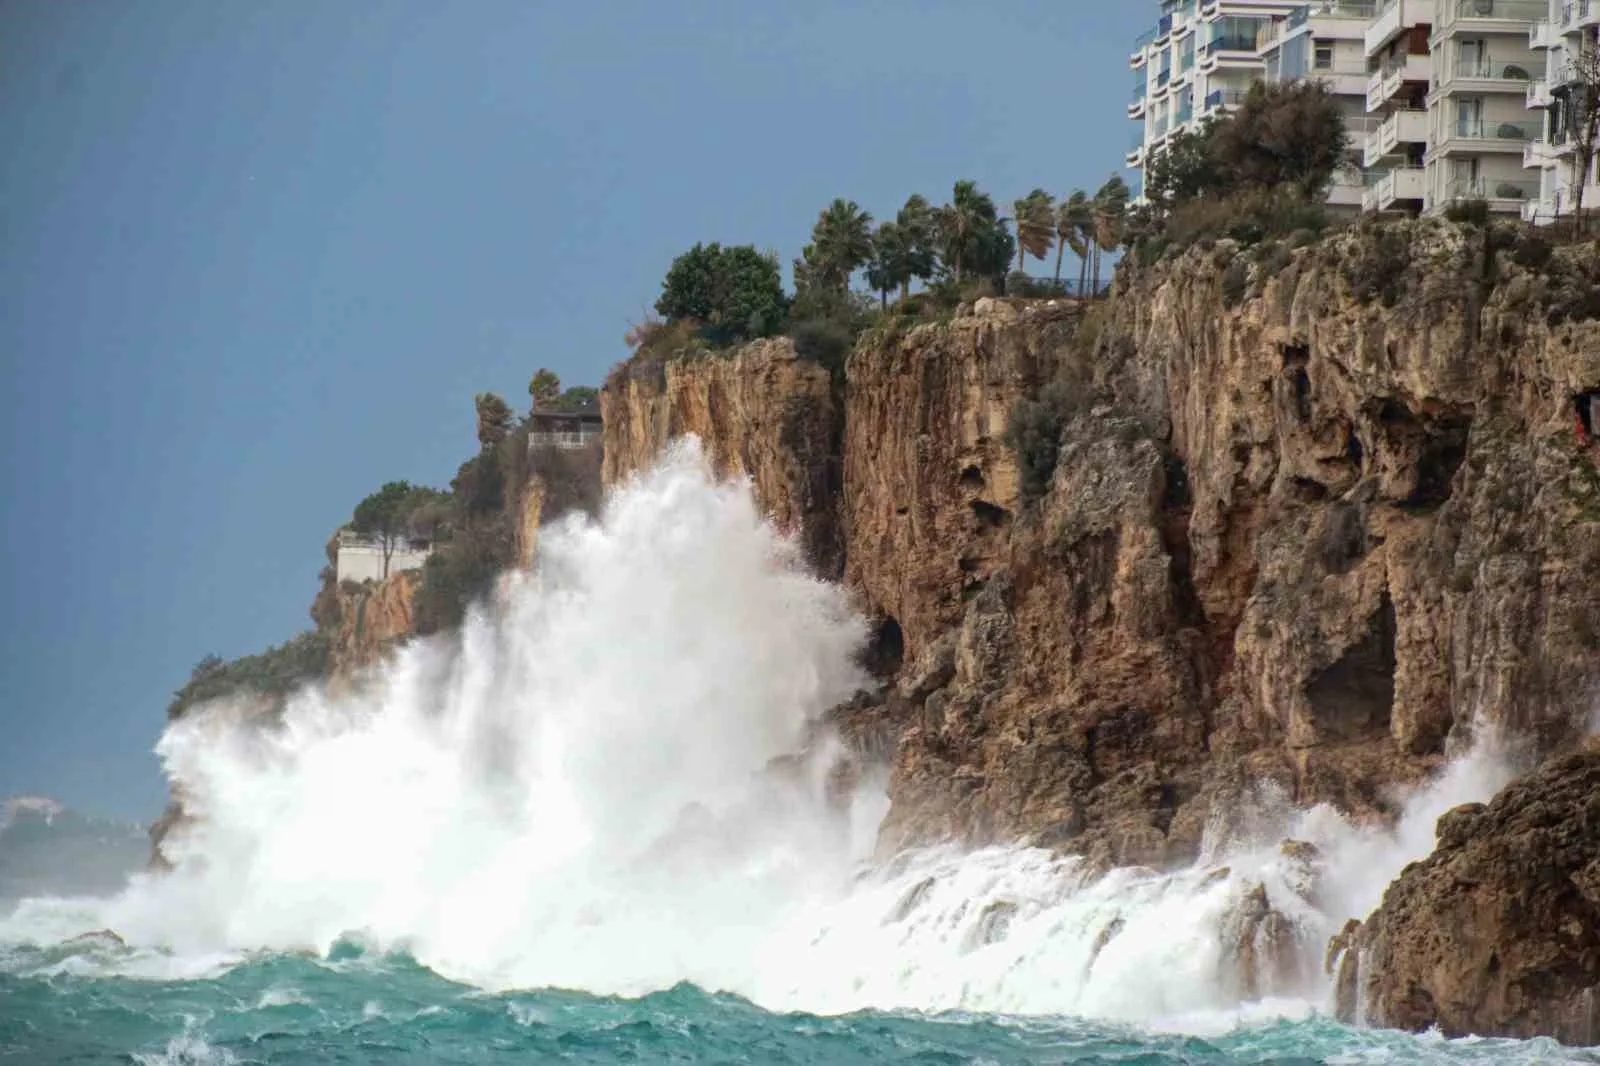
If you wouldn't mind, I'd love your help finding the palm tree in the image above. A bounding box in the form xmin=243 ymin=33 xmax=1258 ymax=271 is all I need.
xmin=866 ymin=221 xmax=908 ymax=309
xmin=809 ymin=199 xmax=874 ymax=291
xmin=896 ymin=194 xmax=938 ymax=299
xmin=1055 ymin=190 xmax=1091 ymax=292
xmin=1012 ymin=189 xmax=1056 ymax=275
xmin=1089 ymin=175 xmax=1129 ymax=298
xmin=934 ymin=180 xmax=1001 ymax=282
xmin=1055 ymin=190 xmax=1092 ymax=296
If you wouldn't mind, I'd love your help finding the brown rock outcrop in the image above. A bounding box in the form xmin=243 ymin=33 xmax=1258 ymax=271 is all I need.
xmin=842 ymin=303 xmax=1080 ymax=658
xmin=602 ymin=337 xmax=843 ymax=575
xmin=326 ymin=570 xmax=419 ymax=681
xmin=1336 ymin=749 xmax=1600 ymax=1043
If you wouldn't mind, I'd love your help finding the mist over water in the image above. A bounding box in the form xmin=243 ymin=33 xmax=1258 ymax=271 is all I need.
xmin=0 ymin=440 xmax=1564 ymax=1062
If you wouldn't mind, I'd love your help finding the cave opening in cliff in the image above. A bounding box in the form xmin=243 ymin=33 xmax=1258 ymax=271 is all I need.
xmin=862 ymin=615 xmax=904 ymax=679
xmin=1282 ymin=345 xmax=1312 ymax=423
xmin=1404 ymin=414 xmax=1471 ymax=510
xmin=959 ymin=464 xmax=985 ymax=490
xmin=1306 ymin=593 xmax=1396 ymax=744
xmin=1575 ymin=391 xmax=1600 ymax=444
xmin=970 ymin=499 xmax=1010 ymax=530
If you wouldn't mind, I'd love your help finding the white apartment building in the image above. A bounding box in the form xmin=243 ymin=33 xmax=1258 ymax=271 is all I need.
xmin=1362 ymin=0 xmax=1546 ymax=215
xmin=1522 ymin=0 xmax=1600 ymax=223
xmin=1130 ymin=0 xmax=1563 ymax=218
xmin=1129 ymin=1 xmax=1377 ymax=207
xmin=1423 ymin=0 xmax=1545 ymax=213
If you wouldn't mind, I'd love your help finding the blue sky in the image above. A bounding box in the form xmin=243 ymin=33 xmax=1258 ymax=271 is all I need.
xmin=0 ymin=0 xmax=1147 ymax=820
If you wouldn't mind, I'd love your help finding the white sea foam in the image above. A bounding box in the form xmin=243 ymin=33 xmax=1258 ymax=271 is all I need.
xmin=0 ymin=438 xmax=1525 ymax=1029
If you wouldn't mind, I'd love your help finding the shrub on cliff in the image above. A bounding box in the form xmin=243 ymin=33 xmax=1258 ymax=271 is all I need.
xmin=1163 ymin=187 xmax=1328 ymax=250
xmin=167 ymin=631 xmax=330 ymax=719
xmin=1006 ymin=379 xmax=1085 ymax=503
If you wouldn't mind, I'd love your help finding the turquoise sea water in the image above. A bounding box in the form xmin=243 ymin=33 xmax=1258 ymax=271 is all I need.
xmin=3 ymin=946 xmax=1597 ymax=1066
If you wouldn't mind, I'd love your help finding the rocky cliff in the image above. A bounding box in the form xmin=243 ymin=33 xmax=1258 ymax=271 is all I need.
xmin=602 ymin=337 xmax=844 ymax=576
xmin=602 ymin=217 xmax=1600 ymax=885
xmin=324 ymin=571 xmax=420 ymax=682
xmin=1335 ymin=748 xmax=1600 ymax=1043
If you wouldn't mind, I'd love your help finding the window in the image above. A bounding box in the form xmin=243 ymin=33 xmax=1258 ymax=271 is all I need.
xmin=1314 ymin=44 xmax=1333 ymax=70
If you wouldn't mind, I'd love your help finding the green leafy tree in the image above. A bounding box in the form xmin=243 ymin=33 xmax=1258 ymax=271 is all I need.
xmin=655 ymin=242 xmax=789 ymax=344
xmin=1143 ymin=125 xmax=1223 ymax=204
xmin=474 ymin=392 xmax=515 ymax=449
xmin=805 ymin=199 xmax=875 ymax=292
xmin=351 ymin=481 xmax=422 ymax=578
xmin=1055 ymin=190 xmax=1092 ymax=295
xmin=1208 ymin=82 xmax=1347 ymax=200
xmin=1012 ymin=189 xmax=1056 ymax=274
xmin=528 ymin=368 xmax=562 ymax=410
xmin=895 ymin=194 xmax=940 ymax=298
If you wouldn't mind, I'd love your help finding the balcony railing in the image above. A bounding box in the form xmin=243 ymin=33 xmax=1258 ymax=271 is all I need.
xmin=1203 ymin=88 xmax=1252 ymax=110
xmin=1453 ymin=117 xmax=1541 ymax=139
xmin=1453 ymin=57 xmax=1536 ymax=81
xmin=1457 ymin=0 xmax=1554 ymax=19
xmin=1203 ymin=34 xmax=1263 ymax=53
xmin=1447 ymin=175 xmax=1540 ymax=200
xmin=1303 ymin=0 xmax=1380 ymax=15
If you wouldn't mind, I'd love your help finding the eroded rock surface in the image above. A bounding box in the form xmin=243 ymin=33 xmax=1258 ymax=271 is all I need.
xmin=601 ymin=223 xmax=1600 ymax=878
xmin=1337 ymin=749 xmax=1600 ymax=1043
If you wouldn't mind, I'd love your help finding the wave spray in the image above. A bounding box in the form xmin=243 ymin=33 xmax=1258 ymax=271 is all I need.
xmin=4 ymin=440 xmax=1518 ymax=1029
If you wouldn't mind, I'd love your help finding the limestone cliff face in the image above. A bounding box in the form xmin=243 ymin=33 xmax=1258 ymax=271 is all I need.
xmin=1336 ymin=748 xmax=1600 ymax=1043
xmin=602 ymin=337 xmax=844 ymax=576
xmin=601 ymin=220 xmax=1600 ymax=885
xmin=842 ymin=303 xmax=1078 ymax=659
xmin=326 ymin=571 xmax=419 ymax=682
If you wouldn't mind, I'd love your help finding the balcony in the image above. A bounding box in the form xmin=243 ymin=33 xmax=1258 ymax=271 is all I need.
xmin=1131 ymin=28 xmax=1156 ymax=67
xmin=1438 ymin=116 xmax=1542 ymax=153
xmin=1202 ymin=87 xmax=1251 ymax=113
xmin=1367 ymin=54 xmax=1431 ymax=110
xmin=1126 ymin=143 xmax=1145 ymax=167
xmin=1454 ymin=0 xmax=1556 ymax=30
xmin=1527 ymin=77 xmax=1551 ymax=107
xmin=1445 ymin=56 xmax=1539 ymax=94
xmin=1362 ymin=166 xmax=1427 ymax=211
xmin=1367 ymin=0 xmax=1437 ymax=57
xmin=1523 ymin=138 xmax=1556 ymax=167
xmin=1327 ymin=170 xmax=1371 ymax=208
xmin=1314 ymin=62 xmax=1375 ymax=97
xmin=1443 ymin=174 xmax=1540 ymax=210
xmin=1362 ymin=108 xmax=1429 ymax=166
xmin=1529 ymin=19 xmax=1560 ymax=48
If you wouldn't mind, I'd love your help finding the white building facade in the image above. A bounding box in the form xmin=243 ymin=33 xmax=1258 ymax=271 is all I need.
xmin=1130 ymin=0 xmax=1577 ymax=218
xmin=1522 ymin=0 xmax=1600 ymax=223
xmin=334 ymin=530 xmax=432 ymax=584
xmin=1129 ymin=1 xmax=1378 ymax=207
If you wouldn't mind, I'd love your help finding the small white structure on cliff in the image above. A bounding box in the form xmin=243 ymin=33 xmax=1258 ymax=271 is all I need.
xmin=334 ymin=529 xmax=432 ymax=583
